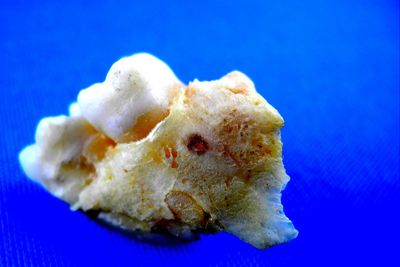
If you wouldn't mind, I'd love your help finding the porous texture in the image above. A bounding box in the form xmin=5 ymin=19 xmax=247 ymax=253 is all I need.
xmin=19 ymin=53 xmax=298 ymax=249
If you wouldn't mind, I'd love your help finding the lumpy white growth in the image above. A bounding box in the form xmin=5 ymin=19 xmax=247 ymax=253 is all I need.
xmin=68 ymin=102 xmax=81 ymax=117
xmin=19 ymin=53 xmax=297 ymax=249
xmin=19 ymin=115 xmax=96 ymax=203
xmin=77 ymin=53 xmax=182 ymax=142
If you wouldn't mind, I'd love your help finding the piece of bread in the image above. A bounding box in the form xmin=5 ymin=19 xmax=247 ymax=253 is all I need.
xmin=19 ymin=53 xmax=298 ymax=249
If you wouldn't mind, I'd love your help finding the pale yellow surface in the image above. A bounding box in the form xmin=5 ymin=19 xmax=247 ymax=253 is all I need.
xmin=19 ymin=54 xmax=297 ymax=249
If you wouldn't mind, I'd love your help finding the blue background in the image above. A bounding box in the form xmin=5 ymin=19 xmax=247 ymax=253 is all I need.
xmin=1 ymin=0 xmax=399 ymax=266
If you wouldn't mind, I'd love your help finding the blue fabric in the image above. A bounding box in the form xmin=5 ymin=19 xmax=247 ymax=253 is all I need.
xmin=1 ymin=0 xmax=399 ymax=266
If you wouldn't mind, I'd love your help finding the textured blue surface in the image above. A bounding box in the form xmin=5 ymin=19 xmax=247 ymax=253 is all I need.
xmin=1 ymin=0 xmax=399 ymax=266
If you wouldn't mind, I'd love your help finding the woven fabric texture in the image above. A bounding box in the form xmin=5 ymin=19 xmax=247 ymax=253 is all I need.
xmin=1 ymin=0 xmax=399 ymax=266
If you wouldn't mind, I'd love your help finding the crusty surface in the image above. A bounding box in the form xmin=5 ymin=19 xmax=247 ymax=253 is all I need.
xmin=19 ymin=54 xmax=297 ymax=249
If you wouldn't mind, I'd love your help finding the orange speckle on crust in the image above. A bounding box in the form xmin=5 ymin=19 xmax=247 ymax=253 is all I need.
xmin=164 ymin=147 xmax=171 ymax=158
xmin=227 ymin=86 xmax=248 ymax=95
xmin=171 ymin=160 xmax=178 ymax=169
xmin=261 ymin=148 xmax=272 ymax=156
xmin=171 ymin=148 xmax=178 ymax=158
xmin=243 ymin=170 xmax=252 ymax=182
xmin=184 ymin=86 xmax=196 ymax=98
xmin=223 ymin=145 xmax=240 ymax=166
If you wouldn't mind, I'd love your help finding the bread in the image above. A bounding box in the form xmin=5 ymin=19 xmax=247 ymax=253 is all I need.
xmin=19 ymin=53 xmax=297 ymax=249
